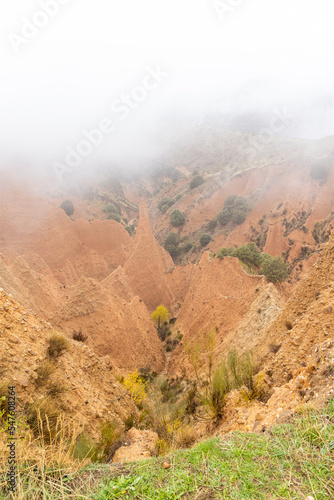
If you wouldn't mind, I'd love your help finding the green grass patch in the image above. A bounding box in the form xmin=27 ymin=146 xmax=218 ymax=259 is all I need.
xmin=1 ymin=401 xmax=333 ymax=499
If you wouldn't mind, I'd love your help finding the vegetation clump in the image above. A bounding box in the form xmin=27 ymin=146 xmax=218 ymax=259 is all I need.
xmin=170 ymin=209 xmax=186 ymax=227
xmin=72 ymin=329 xmax=87 ymax=342
xmin=60 ymin=200 xmax=74 ymax=216
xmin=47 ymin=333 xmax=69 ymax=359
xmin=122 ymin=371 xmax=147 ymax=406
xmin=96 ymin=400 xmax=334 ymax=499
xmin=207 ymin=219 xmax=218 ymax=232
xmin=158 ymin=198 xmax=176 ymax=213
xmin=164 ymin=232 xmax=180 ymax=257
xmin=102 ymin=203 xmax=119 ymax=215
xmin=261 ymin=255 xmax=289 ymax=283
xmin=151 ymin=305 xmax=169 ymax=333
xmin=190 ymin=175 xmax=204 ymax=189
xmin=185 ymin=330 xmax=259 ymax=421
xmin=217 ymin=195 xmax=249 ymax=227
xmin=35 ymin=361 xmax=57 ymax=387
xmin=217 ymin=242 xmax=289 ymax=283
xmin=107 ymin=213 xmax=121 ymax=222
xmin=310 ymin=162 xmax=331 ymax=183
xmin=199 ymin=233 xmax=212 ymax=247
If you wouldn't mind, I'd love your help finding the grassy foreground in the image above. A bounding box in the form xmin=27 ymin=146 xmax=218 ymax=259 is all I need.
xmin=1 ymin=400 xmax=333 ymax=499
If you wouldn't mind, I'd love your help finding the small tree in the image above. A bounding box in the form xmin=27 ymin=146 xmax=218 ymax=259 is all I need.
xmin=200 ymin=233 xmax=212 ymax=246
xmin=232 ymin=242 xmax=261 ymax=267
xmin=60 ymin=200 xmax=74 ymax=216
xmin=190 ymin=175 xmax=204 ymax=189
xmin=164 ymin=232 xmax=180 ymax=257
xmin=158 ymin=198 xmax=175 ymax=212
xmin=107 ymin=213 xmax=121 ymax=223
xmin=170 ymin=209 xmax=186 ymax=227
xmin=207 ymin=219 xmax=218 ymax=232
xmin=262 ymin=256 xmax=288 ymax=283
xmin=103 ymin=203 xmax=119 ymax=215
xmin=217 ymin=208 xmax=231 ymax=226
xmin=232 ymin=209 xmax=247 ymax=225
xmin=151 ymin=305 xmax=169 ymax=331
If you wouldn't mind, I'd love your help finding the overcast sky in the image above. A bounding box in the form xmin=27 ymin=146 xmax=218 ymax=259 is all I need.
xmin=0 ymin=0 xmax=333 ymax=182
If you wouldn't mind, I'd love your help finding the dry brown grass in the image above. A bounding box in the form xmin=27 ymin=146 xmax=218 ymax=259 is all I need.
xmin=0 ymin=408 xmax=88 ymax=499
xmin=35 ymin=361 xmax=57 ymax=387
xmin=47 ymin=333 xmax=69 ymax=359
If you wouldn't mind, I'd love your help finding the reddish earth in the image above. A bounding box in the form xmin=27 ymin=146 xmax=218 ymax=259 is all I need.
xmin=1 ymin=136 xmax=334 ymax=383
xmin=0 ymin=289 xmax=137 ymax=439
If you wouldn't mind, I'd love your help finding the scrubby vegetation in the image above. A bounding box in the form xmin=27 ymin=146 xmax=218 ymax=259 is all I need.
xmin=3 ymin=369 xmax=332 ymax=499
xmin=170 ymin=209 xmax=186 ymax=227
xmin=60 ymin=200 xmax=74 ymax=217
xmin=310 ymin=161 xmax=331 ymax=183
xmin=72 ymin=329 xmax=88 ymax=342
xmin=185 ymin=330 xmax=259 ymax=421
xmin=151 ymin=305 xmax=169 ymax=333
xmin=47 ymin=333 xmax=69 ymax=359
xmin=199 ymin=233 xmax=212 ymax=246
xmin=217 ymin=242 xmax=289 ymax=283
xmin=158 ymin=198 xmax=175 ymax=213
xmin=217 ymin=195 xmax=250 ymax=227
xmin=107 ymin=212 xmax=121 ymax=222
xmin=207 ymin=219 xmax=218 ymax=232
xmin=102 ymin=203 xmax=119 ymax=215
xmin=189 ymin=174 xmax=204 ymax=189
xmin=163 ymin=232 xmax=180 ymax=257
xmin=95 ymin=401 xmax=334 ymax=500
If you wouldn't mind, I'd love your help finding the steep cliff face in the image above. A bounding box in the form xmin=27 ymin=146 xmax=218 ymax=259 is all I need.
xmin=51 ymin=276 xmax=165 ymax=372
xmin=258 ymin=232 xmax=334 ymax=394
xmin=0 ymin=289 xmax=137 ymax=439
xmin=0 ymin=189 xmax=166 ymax=372
xmin=124 ymin=200 xmax=175 ymax=312
xmin=168 ymin=253 xmax=280 ymax=375
xmin=150 ymin=156 xmax=334 ymax=274
xmin=0 ymin=186 xmax=134 ymax=285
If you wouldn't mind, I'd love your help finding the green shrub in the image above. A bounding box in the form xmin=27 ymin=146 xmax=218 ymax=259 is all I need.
xmin=224 ymin=194 xmax=238 ymax=206
xmin=232 ymin=209 xmax=247 ymax=225
xmin=164 ymin=232 xmax=180 ymax=257
xmin=181 ymin=242 xmax=193 ymax=253
xmin=103 ymin=203 xmax=119 ymax=215
xmin=207 ymin=219 xmax=218 ymax=232
xmin=231 ymin=242 xmax=261 ymax=267
xmin=234 ymin=196 xmax=249 ymax=209
xmin=0 ymin=380 xmax=10 ymax=418
xmin=199 ymin=233 xmax=212 ymax=246
xmin=170 ymin=209 xmax=186 ymax=227
xmin=60 ymin=200 xmax=74 ymax=216
xmin=312 ymin=227 xmax=319 ymax=243
xmin=190 ymin=175 xmax=204 ymax=189
xmin=262 ymin=256 xmax=288 ymax=283
xmin=217 ymin=208 xmax=231 ymax=226
xmin=107 ymin=213 xmax=121 ymax=223
xmin=217 ymin=196 xmax=249 ymax=227
xmin=217 ymin=247 xmax=234 ymax=259
xmin=160 ymin=204 xmax=170 ymax=214
xmin=158 ymin=198 xmax=175 ymax=212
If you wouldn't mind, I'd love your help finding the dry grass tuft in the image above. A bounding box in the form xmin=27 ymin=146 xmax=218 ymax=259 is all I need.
xmin=35 ymin=361 xmax=57 ymax=387
xmin=47 ymin=333 xmax=69 ymax=358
